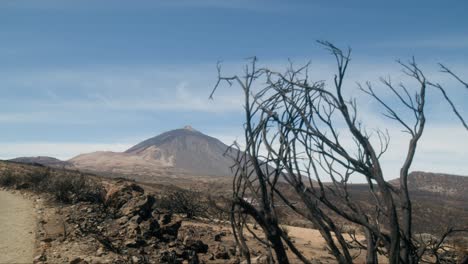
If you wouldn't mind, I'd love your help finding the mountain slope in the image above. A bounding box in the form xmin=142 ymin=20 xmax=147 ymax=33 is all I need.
xmin=125 ymin=126 xmax=237 ymax=176
xmin=69 ymin=126 xmax=238 ymax=179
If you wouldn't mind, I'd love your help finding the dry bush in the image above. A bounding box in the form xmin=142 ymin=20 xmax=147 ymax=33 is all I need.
xmin=158 ymin=189 xmax=207 ymax=219
xmin=19 ymin=169 xmax=51 ymax=190
xmin=0 ymin=170 xmax=16 ymax=187
xmin=451 ymin=237 xmax=468 ymax=259
xmin=0 ymin=165 xmax=105 ymax=204
xmin=206 ymin=195 xmax=231 ymax=221
xmin=0 ymin=166 xmax=51 ymax=190
xmin=44 ymin=173 xmax=105 ymax=204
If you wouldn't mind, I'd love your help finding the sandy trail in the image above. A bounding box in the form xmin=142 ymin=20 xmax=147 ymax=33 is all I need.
xmin=0 ymin=190 xmax=35 ymax=264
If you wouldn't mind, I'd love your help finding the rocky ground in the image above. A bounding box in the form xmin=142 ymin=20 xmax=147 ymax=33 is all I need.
xmin=2 ymin=179 xmax=464 ymax=264
xmin=32 ymin=180 xmax=369 ymax=264
xmin=31 ymin=182 xmax=270 ymax=264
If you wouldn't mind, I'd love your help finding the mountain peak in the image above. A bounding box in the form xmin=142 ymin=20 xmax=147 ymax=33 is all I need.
xmin=70 ymin=127 xmax=237 ymax=177
xmin=183 ymin=125 xmax=196 ymax=131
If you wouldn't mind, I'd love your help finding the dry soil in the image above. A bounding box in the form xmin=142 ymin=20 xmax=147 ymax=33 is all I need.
xmin=0 ymin=190 xmax=35 ymax=264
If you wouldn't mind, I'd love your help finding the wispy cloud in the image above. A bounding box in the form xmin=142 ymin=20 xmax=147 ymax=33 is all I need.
xmin=0 ymin=112 xmax=95 ymax=124
xmin=1 ymin=58 xmax=466 ymax=123
xmin=376 ymin=35 xmax=468 ymax=49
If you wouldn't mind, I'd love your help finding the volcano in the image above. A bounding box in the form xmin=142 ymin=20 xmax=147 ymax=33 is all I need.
xmin=69 ymin=126 xmax=238 ymax=179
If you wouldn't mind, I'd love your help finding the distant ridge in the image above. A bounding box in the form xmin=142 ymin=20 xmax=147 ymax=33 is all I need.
xmin=69 ymin=126 xmax=238 ymax=179
xmin=389 ymin=171 xmax=468 ymax=199
xmin=9 ymin=156 xmax=71 ymax=168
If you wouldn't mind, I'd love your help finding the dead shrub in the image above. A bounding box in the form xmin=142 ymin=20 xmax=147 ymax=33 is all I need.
xmin=19 ymin=169 xmax=51 ymax=190
xmin=206 ymin=195 xmax=231 ymax=221
xmin=158 ymin=189 xmax=207 ymax=219
xmin=45 ymin=173 xmax=105 ymax=204
xmin=0 ymin=164 xmax=104 ymax=204
xmin=0 ymin=170 xmax=16 ymax=187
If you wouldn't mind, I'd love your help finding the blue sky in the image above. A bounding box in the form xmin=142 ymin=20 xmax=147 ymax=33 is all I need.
xmin=0 ymin=0 xmax=467 ymax=178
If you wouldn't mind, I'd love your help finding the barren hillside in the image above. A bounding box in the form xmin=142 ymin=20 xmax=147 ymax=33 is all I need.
xmin=389 ymin=171 xmax=468 ymax=200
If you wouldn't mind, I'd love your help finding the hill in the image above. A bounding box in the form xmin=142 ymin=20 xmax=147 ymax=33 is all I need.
xmin=389 ymin=171 xmax=468 ymax=200
xmin=9 ymin=156 xmax=72 ymax=169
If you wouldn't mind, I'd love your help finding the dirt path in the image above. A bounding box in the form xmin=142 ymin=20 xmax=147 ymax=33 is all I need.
xmin=0 ymin=190 xmax=35 ymax=264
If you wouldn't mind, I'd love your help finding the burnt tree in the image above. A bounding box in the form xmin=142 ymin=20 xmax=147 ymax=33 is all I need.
xmin=211 ymin=42 xmax=467 ymax=264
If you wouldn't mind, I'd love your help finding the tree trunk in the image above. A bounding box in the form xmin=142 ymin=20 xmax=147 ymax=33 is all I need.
xmin=365 ymin=228 xmax=378 ymax=264
xmin=268 ymin=228 xmax=289 ymax=264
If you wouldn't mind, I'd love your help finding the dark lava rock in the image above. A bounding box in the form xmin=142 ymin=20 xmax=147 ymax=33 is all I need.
xmin=184 ymin=239 xmax=209 ymax=254
xmin=105 ymin=183 xmax=145 ymax=210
